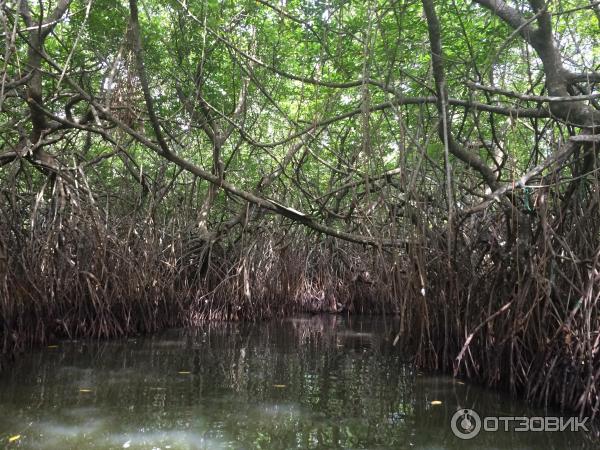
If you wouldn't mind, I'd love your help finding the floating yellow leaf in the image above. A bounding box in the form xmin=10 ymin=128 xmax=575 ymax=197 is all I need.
xmin=8 ymin=435 xmax=21 ymax=443
xmin=178 ymin=371 xmax=191 ymax=374
xmin=430 ymin=400 xmax=443 ymax=405
xmin=79 ymin=389 xmax=92 ymax=393
xmin=273 ymin=384 xmax=287 ymax=388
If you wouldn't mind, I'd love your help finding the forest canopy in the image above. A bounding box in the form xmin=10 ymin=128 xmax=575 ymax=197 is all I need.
xmin=1 ymin=0 xmax=597 ymax=240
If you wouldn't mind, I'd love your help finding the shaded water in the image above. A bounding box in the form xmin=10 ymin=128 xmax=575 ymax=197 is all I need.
xmin=0 ymin=315 xmax=592 ymax=449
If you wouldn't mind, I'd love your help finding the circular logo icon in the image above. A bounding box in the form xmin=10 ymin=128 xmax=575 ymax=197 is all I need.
xmin=451 ymin=408 xmax=482 ymax=439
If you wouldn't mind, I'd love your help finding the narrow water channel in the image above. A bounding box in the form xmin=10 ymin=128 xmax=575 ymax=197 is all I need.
xmin=0 ymin=315 xmax=592 ymax=449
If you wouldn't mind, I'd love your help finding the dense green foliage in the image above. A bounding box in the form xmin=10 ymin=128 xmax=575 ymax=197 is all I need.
xmin=0 ymin=1 xmax=598 ymax=234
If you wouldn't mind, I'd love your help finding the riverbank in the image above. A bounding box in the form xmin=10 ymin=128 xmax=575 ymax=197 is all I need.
xmin=1 ymin=216 xmax=599 ymax=426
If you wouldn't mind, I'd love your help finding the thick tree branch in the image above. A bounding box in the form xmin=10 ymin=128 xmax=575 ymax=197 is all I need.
xmin=422 ymin=0 xmax=500 ymax=192
xmin=474 ymin=0 xmax=600 ymax=129
xmin=471 ymin=0 xmax=538 ymax=40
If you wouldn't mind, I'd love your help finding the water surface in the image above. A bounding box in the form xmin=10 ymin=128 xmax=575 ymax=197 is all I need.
xmin=0 ymin=315 xmax=592 ymax=449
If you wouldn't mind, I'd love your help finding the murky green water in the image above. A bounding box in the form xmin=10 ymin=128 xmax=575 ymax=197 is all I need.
xmin=0 ymin=315 xmax=593 ymax=449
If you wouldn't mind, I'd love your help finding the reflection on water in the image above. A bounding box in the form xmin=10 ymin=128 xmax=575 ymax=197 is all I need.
xmin=0 ymin=315 xmax=592 ymax=449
